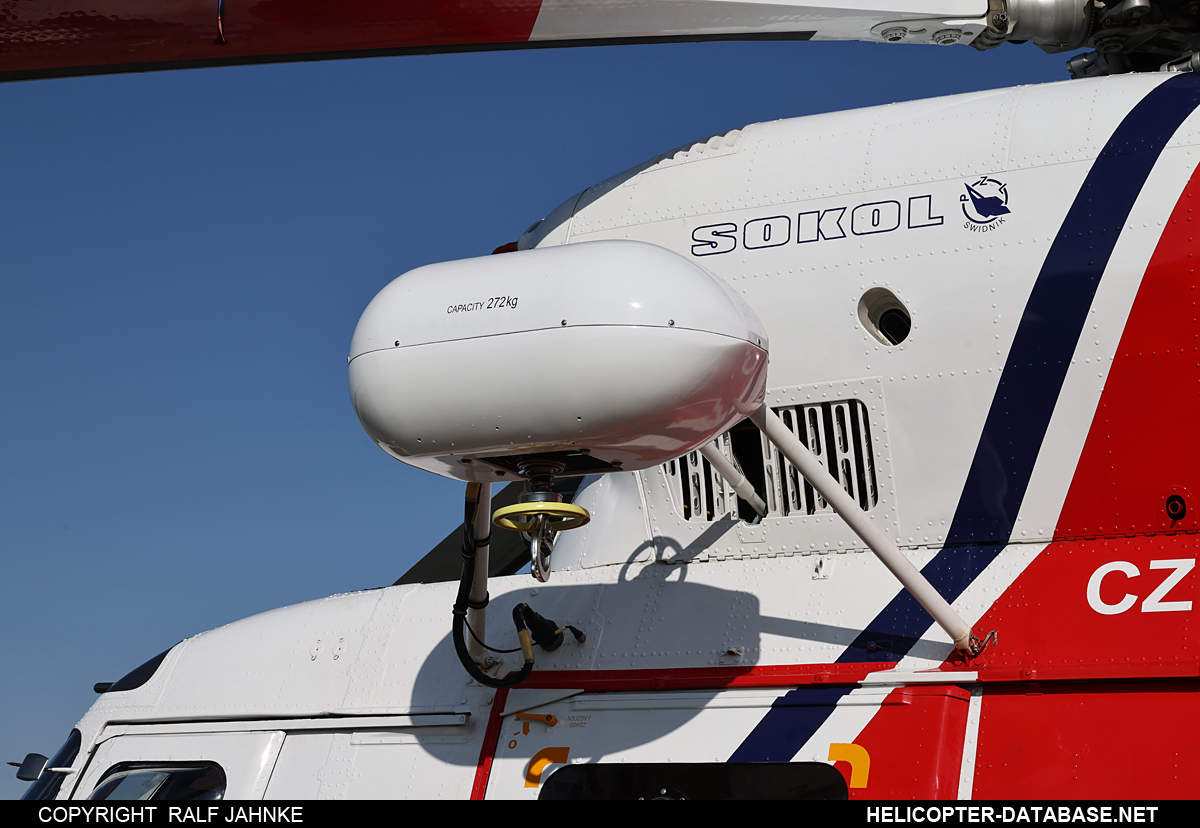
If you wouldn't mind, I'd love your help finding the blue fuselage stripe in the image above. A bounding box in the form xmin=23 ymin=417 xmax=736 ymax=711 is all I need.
xmin=727 ymin=687 xmax=857 ymax=762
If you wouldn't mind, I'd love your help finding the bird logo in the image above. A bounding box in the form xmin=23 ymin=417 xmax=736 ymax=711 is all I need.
xmin=960 ymin=177 xmax=1011 ymax=228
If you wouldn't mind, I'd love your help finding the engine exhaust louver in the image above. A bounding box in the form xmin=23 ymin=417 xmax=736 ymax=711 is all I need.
xmin=663 ymin=400 xmax=878 ymax=522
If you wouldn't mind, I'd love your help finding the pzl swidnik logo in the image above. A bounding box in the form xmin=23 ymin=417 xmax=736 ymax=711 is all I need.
xmin=960 ymin=176 xmax=1010 ymax=232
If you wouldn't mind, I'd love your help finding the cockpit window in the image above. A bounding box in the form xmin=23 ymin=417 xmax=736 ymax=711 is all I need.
xmin=21 ymin=730 xmax=82 ymax=801
xmin=89 ymin=763 xmax=226 ymax=801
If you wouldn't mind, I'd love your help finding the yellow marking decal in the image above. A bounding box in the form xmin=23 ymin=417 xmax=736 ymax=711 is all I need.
xmin=828 ymin=743 xmax=870 ymax=788
xmin=524 ymin=747 xmax=570 ymax=788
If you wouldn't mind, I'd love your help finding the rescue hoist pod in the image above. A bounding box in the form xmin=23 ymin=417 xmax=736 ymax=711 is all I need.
xmin=348 ymin=239 xmax=770 ymax=485
xmin=348 ymin=238 xmax=769 ymax=571
xmin=349 ymin=240 xmax=770 ymax=683
xmin=348 ymin=240 xmax=979 ymax=691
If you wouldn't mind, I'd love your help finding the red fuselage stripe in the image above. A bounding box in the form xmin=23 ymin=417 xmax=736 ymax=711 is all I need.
xmin=471 ymin=686 xmax=510 ymax=800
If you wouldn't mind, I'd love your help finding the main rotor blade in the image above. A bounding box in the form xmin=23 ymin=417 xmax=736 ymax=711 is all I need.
xmin=1 ymin=1 xmax=988 ymax=83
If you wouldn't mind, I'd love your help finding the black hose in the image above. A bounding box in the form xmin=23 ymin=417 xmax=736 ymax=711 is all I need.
xmin=452 ymin=484 xmax=534 ymax=689
xmin=449 ymin=485 xmax=586 ymax=688
xmin=452 ymin=613 xmax=533 ymax=689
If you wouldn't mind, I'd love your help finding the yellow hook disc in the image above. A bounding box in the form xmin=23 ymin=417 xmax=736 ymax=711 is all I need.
xmin=492 ymin=501 xmax=591 ymax=532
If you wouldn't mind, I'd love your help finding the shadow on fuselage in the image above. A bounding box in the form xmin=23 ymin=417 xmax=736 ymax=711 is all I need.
xmin=408 ymin=525 xmax=949 ymax=764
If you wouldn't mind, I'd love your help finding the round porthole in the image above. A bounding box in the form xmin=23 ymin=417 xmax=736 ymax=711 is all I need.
xmin=858 ymin=287 xmax=911 ymax=346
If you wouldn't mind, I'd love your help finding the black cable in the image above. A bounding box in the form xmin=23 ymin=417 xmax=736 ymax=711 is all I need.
xmin=449 ymin=485 xmax=587 ymax=687
xmin=452 ymin=613 xmax=532 ymax=688
xmin=463 ymin=617 xmax=521 ymax=654
xmin=452 ymin=484 xmax=533 ymax=688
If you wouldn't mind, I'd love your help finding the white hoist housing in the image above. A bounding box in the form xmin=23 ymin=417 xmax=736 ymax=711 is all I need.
xmin=348 ymin=240 xmax=769 ymax=482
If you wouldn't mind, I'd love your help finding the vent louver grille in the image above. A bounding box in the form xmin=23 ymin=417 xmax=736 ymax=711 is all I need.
xmin=663 ymin=400 xmax=878 ymax=521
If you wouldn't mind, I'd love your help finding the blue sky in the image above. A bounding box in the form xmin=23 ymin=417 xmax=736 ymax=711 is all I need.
xmin=0 ymin=38 xmax=1068 ymax=798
